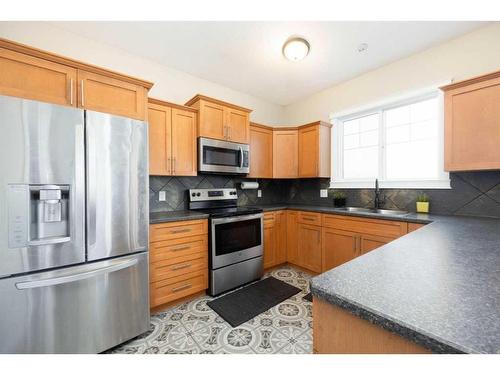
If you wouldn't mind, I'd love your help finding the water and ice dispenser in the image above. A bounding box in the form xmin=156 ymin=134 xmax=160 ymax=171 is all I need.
xmin=8 ymin=184 xmax=70 ymax=248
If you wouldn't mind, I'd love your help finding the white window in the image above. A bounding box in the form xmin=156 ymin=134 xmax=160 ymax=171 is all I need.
xmin=331 ymin=92 xmax=450 ymax=189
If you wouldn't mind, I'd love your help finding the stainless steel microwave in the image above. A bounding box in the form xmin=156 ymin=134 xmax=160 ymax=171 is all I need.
xmin=198 ymin=137 xmax=250 ymax=174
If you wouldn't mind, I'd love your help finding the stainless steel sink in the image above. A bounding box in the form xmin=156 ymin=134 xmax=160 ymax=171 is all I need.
xmin=336 ymin=207 xmax=408 ymax=216
xmin=337 ymin=207 xmax=374 ymax=213
xmin=374 ymin=209 xmax=408 ymax=216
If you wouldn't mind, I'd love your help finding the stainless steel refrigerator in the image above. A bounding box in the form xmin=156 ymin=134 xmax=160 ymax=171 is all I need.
xmin=0 ymin=95 xmax=149 ymax=353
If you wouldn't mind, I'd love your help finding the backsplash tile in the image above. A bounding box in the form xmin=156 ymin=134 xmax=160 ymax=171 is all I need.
xmin=150 ymin=171 xmax=500 ymax=219
xmin=149 ymin=175 xmax=290 ymax=212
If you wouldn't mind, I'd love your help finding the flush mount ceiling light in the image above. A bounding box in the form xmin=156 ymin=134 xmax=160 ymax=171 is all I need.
xmin=282 ymin=37 xmax=310 ymax=62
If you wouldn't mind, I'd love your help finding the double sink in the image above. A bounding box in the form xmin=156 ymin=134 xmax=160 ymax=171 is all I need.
xmin=337 ymin=207 xmax=409 ymax=216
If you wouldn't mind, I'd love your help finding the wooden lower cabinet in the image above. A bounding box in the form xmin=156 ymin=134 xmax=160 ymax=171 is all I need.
xmin=275 ymin=211 xmax=287 ymax=264
xmin=322 ymin=228 xmax=358 ymax=272
xmin=263 ymin=212 xmax=276 ymax=269
xmin=149 ymin=219 xmax=208 ymax=309
xmin=313 ymin=297 xmax=429 ymax=354
xmin=408 ymin=222 xmax=425 ymax=233
xmin=359 ymin=234 xmax=393 ymax=255
xmin=297 ymin=223 xmax=322 ymax=273
xmin=263 ymin=211 xmax=287 ymax=269
xmin=286 ymin=211 xmax=299 ymax=265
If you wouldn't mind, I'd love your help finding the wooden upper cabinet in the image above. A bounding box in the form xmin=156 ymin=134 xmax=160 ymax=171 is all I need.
xmin=273 ymin=129 xmax=299 ymax=178
xmin=171 ymin=108 xmax=197 ymax=176
xmin=0 ymin=38 xmax=153 ymax=118
xmin=249 ymin=123 xmax=273 ymax=178
xmin=78 ymin=70 xmax=147 ymax=120
xmin=148 ymin=98 xmax=197 ymax=176
xmin=298 ymin=121 xmax=332 ymax=178
xmin=186 ymin=95 xmax=251 ymax=143
xmin=0 ymin=47 xmax=77 ymax=107
xmin=441 ymin=71 xmax=500 ymax=171
xmin=196 ymin=100 xmax=225 ymax=140
xmin=148 ymin=102 xmax=172 ymax=176
xmin=226 ymin=107 xmax=250 ymax=143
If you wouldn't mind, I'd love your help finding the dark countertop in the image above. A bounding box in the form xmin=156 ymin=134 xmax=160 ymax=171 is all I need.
xmin=310 ymin=214 xmax=500 ymax=354
xmin=149 ymin=204 xmax=432 ymax=224
xmin=149 ymin=210 xmax=209 ymax=224
xmin=251 ymin=204 xmax=433 ymax=224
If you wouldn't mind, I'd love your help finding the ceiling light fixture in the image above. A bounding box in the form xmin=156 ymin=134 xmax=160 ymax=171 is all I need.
xmin=282 ymin=37 xmax=310 ymax=62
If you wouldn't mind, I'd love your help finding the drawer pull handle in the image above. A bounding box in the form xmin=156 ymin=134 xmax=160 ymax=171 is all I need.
xmin=171 ymin=245 xmax=190 ymax=252
xmin=303 ymin=217 xmax=315 ymax=221
xmin=172 ymin=283 xmax=192 ymax=293
xmin=171 ymin=263 xmax=191 ymax=271
xmin=170 ymin=228 xmax=192 ymax=234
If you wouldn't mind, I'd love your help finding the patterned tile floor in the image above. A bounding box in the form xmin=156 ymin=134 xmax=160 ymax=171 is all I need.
xmin=107 ymin=265 xmax=313 ymax=354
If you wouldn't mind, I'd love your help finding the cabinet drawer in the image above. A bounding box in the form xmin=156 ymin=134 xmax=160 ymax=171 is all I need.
xmin=150 ymin=235 xmax=207 ymax=262
xmin=263 ymin=212 xmax=275 ymax=228
xmin=322 ymin=214 xmax=407 ymax=239
xmin=150 ymin=270 xmax=208 ymax=307
xmin=150 ymin=252 xmax=207 ymax=283
xmin=150 ymin=220 xmax=208 ymax=242
xmin=298 ymin=211 xmax=322 ymax=226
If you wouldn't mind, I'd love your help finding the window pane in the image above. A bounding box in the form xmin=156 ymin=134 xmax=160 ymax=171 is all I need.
xmin=385 ymin=105 xmax=410 ymax=127
xmin=344 ymin=147 xmax=378 ymax=179
xmin=342 ymin=113 xmax=379 ymax=179
xmin=384 ymin=97 xmax=439 ymax=180
xmin=343 ymin=118 xmax=359 ymax=135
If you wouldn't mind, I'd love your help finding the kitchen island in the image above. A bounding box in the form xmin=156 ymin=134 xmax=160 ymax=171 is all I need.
xmin=310 ymin=214 xmax=500 ymax=354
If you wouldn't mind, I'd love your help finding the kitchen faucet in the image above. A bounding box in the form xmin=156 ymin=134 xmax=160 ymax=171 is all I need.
xmin=374 ymin=178 xmax=385 ymax=209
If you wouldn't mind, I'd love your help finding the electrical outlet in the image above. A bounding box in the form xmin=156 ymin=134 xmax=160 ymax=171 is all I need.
xmin=320 ymin=189 xmax=328 ymax=198
xmin=158 ymin=191 xmax=166 ymax=201
xmin=257 ymin=190 xmax=262 ymax=198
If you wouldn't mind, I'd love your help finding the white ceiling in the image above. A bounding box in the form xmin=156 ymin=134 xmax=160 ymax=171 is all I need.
xmin=52 ymin=21 xmax=486 ymax=106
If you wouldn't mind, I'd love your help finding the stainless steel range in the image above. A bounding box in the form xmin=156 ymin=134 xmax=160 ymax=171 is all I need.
xmin=188 ymin=188 xmax=263 ymax=296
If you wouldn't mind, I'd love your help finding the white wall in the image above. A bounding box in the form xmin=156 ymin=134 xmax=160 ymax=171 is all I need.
xmin=283 ymin=22 xmax=500 ymax=124
xmin=0 ymin=22 xmax=285 ymax=125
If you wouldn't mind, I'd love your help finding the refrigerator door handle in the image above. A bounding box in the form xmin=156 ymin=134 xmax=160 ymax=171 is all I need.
xmin=15 ymin=258 xmax=138 ymax=290
xmin=86 ymin=122 xmax=97 ymax=248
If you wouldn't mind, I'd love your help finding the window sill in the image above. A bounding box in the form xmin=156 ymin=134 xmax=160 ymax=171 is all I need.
xmin=329 ymin=179 xmax=451 ymax=190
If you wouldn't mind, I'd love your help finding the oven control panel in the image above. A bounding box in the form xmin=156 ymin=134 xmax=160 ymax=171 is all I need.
xmin=189 ymin=188 xmax=237 ymax=202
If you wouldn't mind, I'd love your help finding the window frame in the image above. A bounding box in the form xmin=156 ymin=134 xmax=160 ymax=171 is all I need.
xmin=330 ymin=90 xmax=450 ymax=189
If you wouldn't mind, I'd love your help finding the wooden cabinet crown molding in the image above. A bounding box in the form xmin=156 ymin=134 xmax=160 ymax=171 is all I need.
xmin=440 ymin=70 xmax=500 ymax=91
xmin=149 ymin=97 xmax=198 ymax=113
xmin=0 ymin=38 xmax=154 ymax=90
xmin=185 ymin=94 xmax=252 ymax=113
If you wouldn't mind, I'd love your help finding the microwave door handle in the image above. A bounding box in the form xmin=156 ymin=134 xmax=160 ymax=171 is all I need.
xmin=238 ymin=146 xmax=243 ymax=168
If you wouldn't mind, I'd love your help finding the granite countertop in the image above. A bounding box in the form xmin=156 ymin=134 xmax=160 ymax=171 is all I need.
xmin=149 ymin=204 xmax=432 ymax=224
xmin=149 ymin=210 xmax=209 ymax=224
xmin=251 ymin=204 xmax=433 ymax=223
xmin=310 ymin=214 xmax=500 ymax=354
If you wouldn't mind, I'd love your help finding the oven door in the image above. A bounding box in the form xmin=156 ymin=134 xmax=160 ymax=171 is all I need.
xmin=211 ymin=213 xmax=263 ymax=269
xmin=198 ymin=137 xmax=249 ymax=174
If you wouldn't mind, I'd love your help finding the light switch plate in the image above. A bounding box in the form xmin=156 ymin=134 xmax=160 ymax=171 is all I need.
xmin=159 ymin=191 xmax=166 ymax=201
xmin=320 ymin=189 xmax=328 ymax=198
xmin=257 ymin=190 xmax=262 ymax=198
